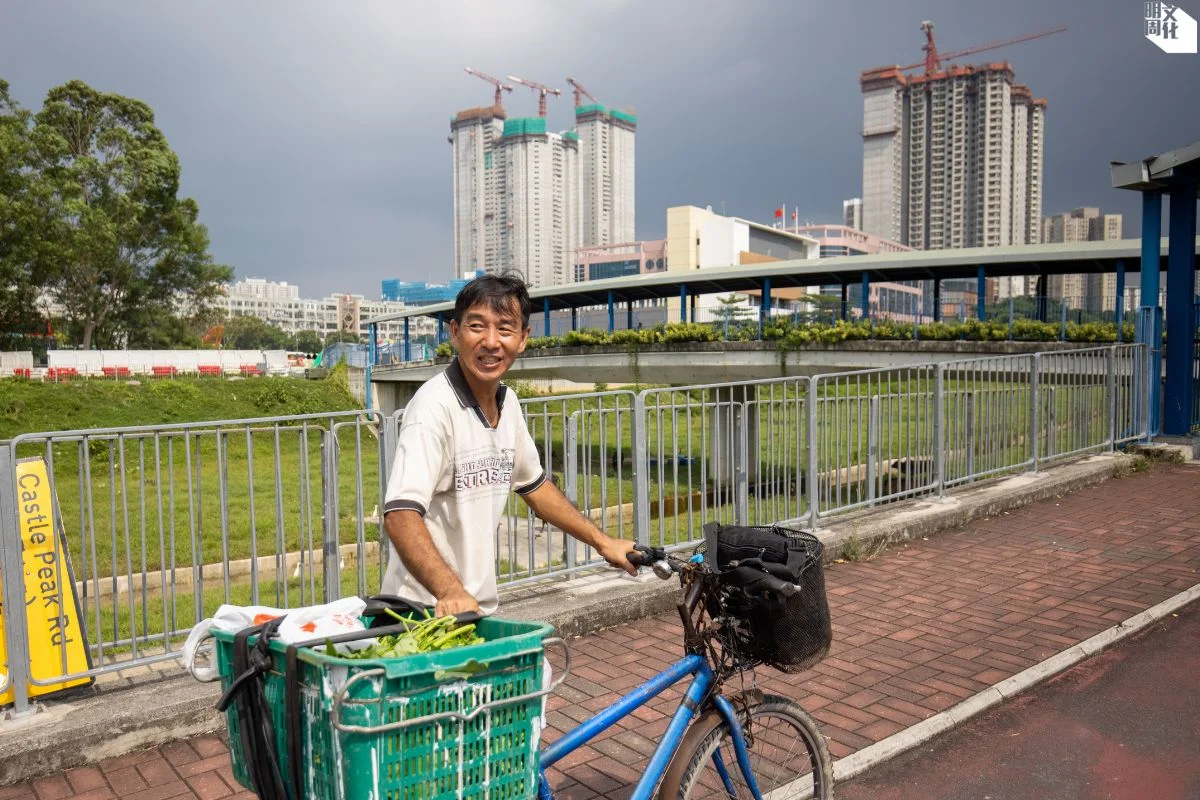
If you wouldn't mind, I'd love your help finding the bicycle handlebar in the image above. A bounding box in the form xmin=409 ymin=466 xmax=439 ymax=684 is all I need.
xmin=631 ymin=544 xmax=800 ymax=601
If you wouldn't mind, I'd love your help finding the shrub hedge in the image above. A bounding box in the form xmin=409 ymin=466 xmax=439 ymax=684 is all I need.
xmin=432 ymin=317 xmax=1137 ymax=358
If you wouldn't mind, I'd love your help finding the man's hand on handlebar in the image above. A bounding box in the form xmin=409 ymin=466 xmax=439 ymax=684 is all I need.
xmin=434 ymin=588 xmax=482 ymax=618
xmin=598 ymin=537 xmax=639 ymax=576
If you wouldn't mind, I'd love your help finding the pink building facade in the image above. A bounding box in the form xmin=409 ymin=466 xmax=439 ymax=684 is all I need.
xmin=573 ymin=239 xmax=668 ymax=282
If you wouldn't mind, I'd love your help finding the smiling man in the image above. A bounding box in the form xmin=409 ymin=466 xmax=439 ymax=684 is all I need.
xmin=381 ymin=272 xmax=638 ymax=616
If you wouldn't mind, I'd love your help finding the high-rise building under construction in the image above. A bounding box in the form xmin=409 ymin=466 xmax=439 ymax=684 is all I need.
xmin=495 ymin=118 xmax=580 ymax=290
xmin=575 ymin=103 xmax=636 ymax=247
xmin=860 ymin=62 xmax=1045 ymax=250
xmin=449 ymin=103 xmax=506 ymax=276
xmin=450 ymin=73 xmax=635 ymax=289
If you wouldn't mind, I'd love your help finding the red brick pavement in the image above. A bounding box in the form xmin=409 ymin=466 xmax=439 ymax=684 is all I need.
xmin=4 ymin=463 xmax=1198 ymax=800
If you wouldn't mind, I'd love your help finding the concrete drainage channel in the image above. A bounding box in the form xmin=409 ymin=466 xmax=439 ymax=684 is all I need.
xmin=0 ymin=450 xmax=1177 ymax=786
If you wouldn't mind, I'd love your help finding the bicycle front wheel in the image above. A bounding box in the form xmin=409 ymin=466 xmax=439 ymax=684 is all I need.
xmin=660 ymin=694 xmax=834 ymax=799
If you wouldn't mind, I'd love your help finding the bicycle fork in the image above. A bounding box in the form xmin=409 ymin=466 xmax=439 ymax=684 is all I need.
xmin=709 ymin=693 xmax=766 ymax=799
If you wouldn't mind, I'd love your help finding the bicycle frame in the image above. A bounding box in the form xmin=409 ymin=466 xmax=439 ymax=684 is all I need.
xmin=536 ymin=653 xmax=765 ymax=799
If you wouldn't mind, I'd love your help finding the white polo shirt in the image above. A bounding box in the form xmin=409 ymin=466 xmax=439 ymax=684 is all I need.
xmin=381 ymin=358 xmax=546 ymax=614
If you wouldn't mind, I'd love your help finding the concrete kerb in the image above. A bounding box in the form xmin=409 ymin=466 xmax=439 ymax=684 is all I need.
xmin=0 ymin=451 xmax=1152 ymax=785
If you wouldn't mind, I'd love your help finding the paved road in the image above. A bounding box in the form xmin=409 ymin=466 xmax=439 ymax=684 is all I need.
xmin=4 ymin=462 xmax=1198 ymax=799
xmin=838 ymin=598 xmax=1200 ymax=800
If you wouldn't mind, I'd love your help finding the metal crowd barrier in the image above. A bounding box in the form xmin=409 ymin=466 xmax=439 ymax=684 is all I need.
xmin=0 ymin=344 xmax=1149 ymax=715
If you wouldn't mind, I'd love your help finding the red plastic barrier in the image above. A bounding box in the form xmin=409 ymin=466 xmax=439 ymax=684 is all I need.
xmin=101 ymin=366 xmax=130 ymax=378
xmin=198 ymin=365 xmax=222 ymax=376
xmin=13 ymin=368 xmax=32 ymax=379
xmin=239 ymin=364 xmax=261 ymax=376
xmin=151 ymin=365 xmax=177 ymax=377
xmin=47 ymin=367 xmax=78 ymax=381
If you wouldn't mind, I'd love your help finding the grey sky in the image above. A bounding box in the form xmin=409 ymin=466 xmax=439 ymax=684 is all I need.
xmin=3 ymin=0 xmax=1197 ymax=299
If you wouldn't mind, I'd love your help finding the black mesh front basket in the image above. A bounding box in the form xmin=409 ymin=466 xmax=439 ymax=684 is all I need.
xmin=710 ymin=525 xmax=833 ymax=673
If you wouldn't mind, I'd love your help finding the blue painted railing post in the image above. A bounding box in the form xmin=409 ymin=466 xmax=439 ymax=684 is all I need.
xmin=403 ymin=316 xmax=410 ymax=362
xmin=571 ymin=307 xmax=578 ymax=331
xmin=976 ymin=266 xmax=986 ymax=321
xmin=1008 ymin=297 xmax=1014 ymax=340
xmin=1115 ymin=261 xmax=1125 ymax=343
xmin=543 ymin=298 xmax=551 ymax=338
xmin=607 ymin=291 xmax=615 ymax=333
xmin=933 ymin=279 xmax=942 ymax=322
xmin=626 ymin=300 xmax=633 ymax=330
xmin=680 ymin=285 xmax=688 ymax=323
xmin=437 ymin=313 xmax=444 ymax=343
xmin=1060 ymin=302 xmax=1068 ymax=341
xmin=860 ymin=271 xmax=870 ymax=321
xmin=840 ymin=283 xmax=848 ymax=321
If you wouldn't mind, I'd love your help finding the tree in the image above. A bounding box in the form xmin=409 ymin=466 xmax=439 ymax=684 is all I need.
xmin=326 ymin=331 xmax=362 ymax=345
xmin=293 ymin=329 xmax=323 ymax=355
xmin=32 ymin=80 xmax=231 ymax=349
xmin=0 ymin=80 xmax=58 ymax=352
xmin=711 ymin=294 xmax=754 ymax=325
xmin=220 ymin=315 xmax=293 ymax=350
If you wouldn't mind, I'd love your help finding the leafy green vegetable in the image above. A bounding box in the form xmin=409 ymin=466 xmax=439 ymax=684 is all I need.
xmin=321 ymin=609 xmax=485 ymax=660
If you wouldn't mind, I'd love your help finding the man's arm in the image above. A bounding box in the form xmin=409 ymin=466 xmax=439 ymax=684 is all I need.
xmin=384 ymin=509 xmax=481 ymax=616
xmin=520 ymin=481 xmax=638 ymax=575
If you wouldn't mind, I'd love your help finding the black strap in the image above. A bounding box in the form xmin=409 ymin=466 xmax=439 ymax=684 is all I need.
xmin=216 ymin=618 xmax=290 ymax=800
xmin=703 ymin=522 xmax=721 ymax=569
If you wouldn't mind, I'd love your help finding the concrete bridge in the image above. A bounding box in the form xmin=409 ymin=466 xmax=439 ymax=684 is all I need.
xmin=369 ymin=339 xmax=1098 ymax=415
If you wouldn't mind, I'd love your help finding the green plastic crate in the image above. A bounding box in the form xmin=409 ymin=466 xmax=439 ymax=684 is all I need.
xmin=213 ymin=616 xmax=551 ymax=800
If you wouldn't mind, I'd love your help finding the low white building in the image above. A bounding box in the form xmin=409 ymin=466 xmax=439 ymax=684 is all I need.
xmin=223 ymin=280 xmax=436 ymax=344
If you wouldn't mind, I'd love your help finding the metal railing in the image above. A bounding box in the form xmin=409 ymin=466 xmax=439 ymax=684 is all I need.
xmin=0 ymin=344 xmax=1149 ymax=714
xmin=1 ymin=410 xmax=386 ymax=713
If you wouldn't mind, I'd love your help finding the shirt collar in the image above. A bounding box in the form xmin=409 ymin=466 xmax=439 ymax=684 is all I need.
xmin=446 ymin=358 xmax=508 ymax=424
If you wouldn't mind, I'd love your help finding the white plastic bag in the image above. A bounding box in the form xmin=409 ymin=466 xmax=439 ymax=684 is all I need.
xmin=182 ymin=597 xmax=370 ymax=681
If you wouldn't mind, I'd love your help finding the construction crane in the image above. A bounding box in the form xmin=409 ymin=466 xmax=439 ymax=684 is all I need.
xmin=464 ymin=67 xmax=513 ymax=107
xmin=565 ymin=77 xmax=598 ymax=108
xmin=901 ymin=20 xmax=1067 ymax=74
xmin=507 ymin=75 xmax=561 ymax=117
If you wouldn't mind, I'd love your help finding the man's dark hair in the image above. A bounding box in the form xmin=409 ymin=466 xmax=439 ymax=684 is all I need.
xmin=452 ymin=271 xmax=533 ymax=328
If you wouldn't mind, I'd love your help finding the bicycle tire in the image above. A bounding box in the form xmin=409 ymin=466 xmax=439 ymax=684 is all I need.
xmin=659 ymin=694 xmax=834 ymax=799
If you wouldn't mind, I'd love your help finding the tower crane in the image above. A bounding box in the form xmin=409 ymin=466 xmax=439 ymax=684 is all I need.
xmin=507 ymin=75 xmax=561 ymax=117
xmin=565 ymin=77 xmax=598 ymax=108
xmin=901 ymin=20 xmax=1067 ymax=74
xmin=464 ymin=67 xmax=513 ymax=107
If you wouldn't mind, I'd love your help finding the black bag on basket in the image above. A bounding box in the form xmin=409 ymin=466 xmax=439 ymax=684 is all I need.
xmin=702 ymin=522 xmax=833 ymax=673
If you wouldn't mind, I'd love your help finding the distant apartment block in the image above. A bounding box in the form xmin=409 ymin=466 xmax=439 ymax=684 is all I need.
xmin=1042 ymin=207 xmax=1124 ymax=310
xmin=843 ymin=198 xmax=864 ymax=231
xmin=449 ymin=104 xmax=507 ymax=277
xmin=496 ymin=117 xmax=580 ymax=289
xmin=576 ymin=104 xmax=636 ymax=248
xmin=860 ymin=63 xmax=1045 ymax=251
xmin=224 ymin=280 xmax=434 ymax=343
xmin=450 ymin=89 xmax=635 ymax=290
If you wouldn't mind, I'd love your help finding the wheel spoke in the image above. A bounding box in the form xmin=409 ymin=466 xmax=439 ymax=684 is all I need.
xmin=668 ymin=698 xmax=833 ymax=800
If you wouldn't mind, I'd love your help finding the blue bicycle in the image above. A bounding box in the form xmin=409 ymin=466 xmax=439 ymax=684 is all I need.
xmin=536 ymin=541 xmax=835 ymax=799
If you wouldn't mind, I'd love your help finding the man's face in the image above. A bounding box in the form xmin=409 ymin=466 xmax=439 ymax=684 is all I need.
xmin=450 ymin=299 xmax=529 ymax=386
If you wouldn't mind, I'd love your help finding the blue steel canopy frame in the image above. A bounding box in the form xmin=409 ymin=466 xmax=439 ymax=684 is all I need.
xmin=1112 ymin=139 xmax=1200 ymax=436
xmin=370 ymin=238 xmax=1198 ymax=380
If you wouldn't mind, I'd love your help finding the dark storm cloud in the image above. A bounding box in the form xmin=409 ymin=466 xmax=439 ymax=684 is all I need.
xmin=3 ymin=0 xmax=1196 ymax=298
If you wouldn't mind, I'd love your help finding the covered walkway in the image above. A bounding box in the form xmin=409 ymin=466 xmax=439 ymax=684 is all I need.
xmin=1112 ymin=139 xmax=1200 ymax=436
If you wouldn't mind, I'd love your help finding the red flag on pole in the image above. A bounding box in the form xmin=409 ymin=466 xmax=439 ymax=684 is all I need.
xmin=774 ymin=207 xmax=784 ymax=218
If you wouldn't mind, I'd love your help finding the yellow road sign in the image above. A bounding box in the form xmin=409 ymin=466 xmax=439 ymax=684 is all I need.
xmin=1 ymin=458 xmax=91 ymax=705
